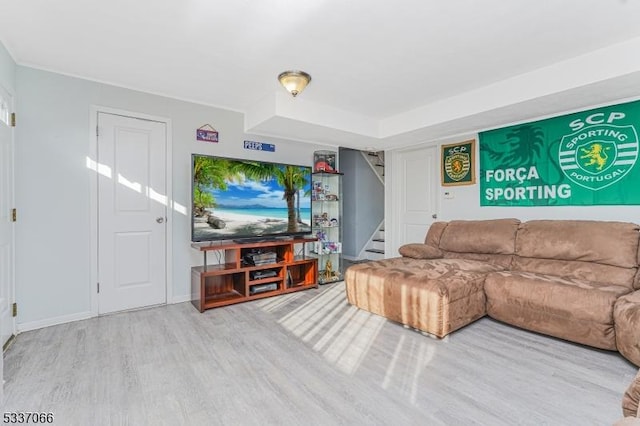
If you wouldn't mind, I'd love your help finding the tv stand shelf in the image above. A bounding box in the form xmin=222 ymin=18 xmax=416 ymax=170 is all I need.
xmin=191 ymin=238 xmax=318 ymax=312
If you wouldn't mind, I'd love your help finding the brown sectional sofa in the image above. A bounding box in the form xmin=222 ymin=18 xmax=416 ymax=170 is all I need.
xmin=345 ymin=218 xmax=640 ymax=367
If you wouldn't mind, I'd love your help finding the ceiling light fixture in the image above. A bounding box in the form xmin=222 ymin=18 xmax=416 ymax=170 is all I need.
xmin=278 ymin=70 xmax=311 ymax=97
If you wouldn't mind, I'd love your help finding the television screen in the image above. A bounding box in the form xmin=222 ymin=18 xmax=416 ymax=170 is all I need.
xmin=192 ymin=154 xmax=312 ymax=242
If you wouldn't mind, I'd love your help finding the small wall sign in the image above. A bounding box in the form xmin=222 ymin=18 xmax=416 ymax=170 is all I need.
xmin=244 ymin=140 xmax=275 ymax=152
xmin=196 ymin=124 xmax=219 ymax=143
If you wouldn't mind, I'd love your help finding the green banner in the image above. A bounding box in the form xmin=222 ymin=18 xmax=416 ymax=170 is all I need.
xmin=480 ymin=99 xmax=640 ymax=206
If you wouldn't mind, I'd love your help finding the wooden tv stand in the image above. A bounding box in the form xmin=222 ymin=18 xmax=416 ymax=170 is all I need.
xmin=190 ymin=238 xmax=318 ymax=312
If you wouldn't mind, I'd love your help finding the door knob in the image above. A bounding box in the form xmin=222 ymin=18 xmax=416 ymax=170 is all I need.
xmin=156 ymin=217 xmax=165 ymax=223
xmin=432 ymin=214 xmax=438 ymax=219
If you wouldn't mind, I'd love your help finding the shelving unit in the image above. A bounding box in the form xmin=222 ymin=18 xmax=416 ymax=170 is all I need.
xmin=311 ymin=171 xmax=343 ymax=284
xmin=190 ymin=238 xmax=318 ymax=312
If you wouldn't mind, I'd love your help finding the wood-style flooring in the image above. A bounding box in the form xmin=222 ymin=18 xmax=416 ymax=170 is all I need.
xmin=3 ymin=282 xmax=637 ymax=425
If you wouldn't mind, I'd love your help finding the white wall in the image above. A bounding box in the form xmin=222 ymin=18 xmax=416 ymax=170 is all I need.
xmin=436 ymin=132 xmax=640 ymax=223
xmin=0 ymin=43 xmax=15 ymax=93
xmin=15 ymin=66 xmax=335 ymax=328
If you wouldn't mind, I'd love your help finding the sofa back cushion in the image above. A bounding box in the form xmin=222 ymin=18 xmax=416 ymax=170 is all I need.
xmin=439 ymin=219 xmax=520 ymax=255
xmin=437 ymin=219 xmax=519 ymax=268
xmin=514 ymin=220 xmax=640 ymax=288
xmin=424 ymin=221 xmax=449 ymax=247
xmin=512 ymin=257 xmax=636 ymax=288
xmin=516 ymin=220 xmax=640 ymax=268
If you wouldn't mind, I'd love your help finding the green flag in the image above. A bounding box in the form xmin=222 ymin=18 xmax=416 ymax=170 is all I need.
xmin=480 ymin=100 xmax=640 ymax=206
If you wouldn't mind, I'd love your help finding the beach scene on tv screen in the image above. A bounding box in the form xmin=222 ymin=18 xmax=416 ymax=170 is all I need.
xmin=192 ymin=156 xmax=312 ymax=241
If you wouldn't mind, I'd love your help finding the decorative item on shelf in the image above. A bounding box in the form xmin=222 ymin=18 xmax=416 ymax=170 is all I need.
xmin=324 ymin=259 xmax=333 ymax=281
xmin=196 ymin=124 xmax=219 ymax=143
xmin=314 ymin=213 xmax=334 ymax=227
xmin=314 ymin=150 xmax=337 ymax=173
xmin=319 ymin=258 xmax=342 ymax=284
xmin=278 ymin=70 xmax=311 ymax=98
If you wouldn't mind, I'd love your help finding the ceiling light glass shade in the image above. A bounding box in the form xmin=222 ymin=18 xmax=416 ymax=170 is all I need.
xmin=278 ymin=70 xmax=311 ymax=97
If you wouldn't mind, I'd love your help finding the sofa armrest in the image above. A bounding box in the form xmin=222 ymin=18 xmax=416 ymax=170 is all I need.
xmin=615 ymin=291 xmax=640 ymax=367
xmin=614 ymin=418 xmax=640 ymax=425
xmin=623 ymin=370 xmax=640 ymax=418
xmin=398 ymin=243 xmax=443 ymax=259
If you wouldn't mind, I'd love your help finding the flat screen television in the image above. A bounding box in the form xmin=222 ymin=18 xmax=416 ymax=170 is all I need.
xmin=191 ymin=154 xmax=312 ymax=242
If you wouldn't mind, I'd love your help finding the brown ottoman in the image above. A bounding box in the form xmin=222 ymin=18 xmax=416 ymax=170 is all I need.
xmin=615 ymin=291 xmax=640 ymax=367
xmin=344 ymin=257 xmax=498 ymax=338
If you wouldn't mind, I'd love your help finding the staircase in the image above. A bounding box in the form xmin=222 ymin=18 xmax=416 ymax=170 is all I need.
xmin=364 ymin=225 xmax=385 ymax=260
xmin=361 ymin=151 xmax=385 ymax=260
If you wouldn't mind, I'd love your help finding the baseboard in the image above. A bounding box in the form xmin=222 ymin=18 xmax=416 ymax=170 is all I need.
xmin=17 ymin=311 xmax=94 ymax=333
xmin=342 ymin=255 xmax=359 ymax=261
xmin=17 ymin=295 xmax=192 ymax=332
xmin=171 ymin=294 xmax=191 ymax=304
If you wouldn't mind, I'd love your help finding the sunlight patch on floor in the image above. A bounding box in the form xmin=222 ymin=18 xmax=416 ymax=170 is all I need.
xmin=276 ymin=283 xmax=386 ymax=375
xmin=255 ymin=291 xmax=306 ymax=313
xmin=277 ymin=284 xmax=346 ymax=339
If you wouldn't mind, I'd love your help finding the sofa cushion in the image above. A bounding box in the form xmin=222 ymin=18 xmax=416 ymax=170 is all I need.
xmin=350 ymin=256 xmax=503 ymax=276
xmin=515 ymin=220 xmax=640 ymax=269
xmin=485 ymin=270 xmax=631 ymax=349
xmin=424 ymin=221 xmax=448 ymax=247
xmin=615 ymin=291 xmax=640 ymax=368
xmin=622 ymin=370 xmax=640 ymax=418
xmin=512 ymin=257 xmax=636 ymax=289
xmin=399 ymin=244 xmax=442 ymax=259
xmin=439 ymin=219 xmax=520 ymax=255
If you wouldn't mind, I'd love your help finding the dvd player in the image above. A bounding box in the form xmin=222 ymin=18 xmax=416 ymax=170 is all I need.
xmin=249 ymin=282 xmax=278 ymax=295
xmin=244 ymin=251 xmax=277 ymax=266
xmin=251 ymin=270 xmax=278 ymax=280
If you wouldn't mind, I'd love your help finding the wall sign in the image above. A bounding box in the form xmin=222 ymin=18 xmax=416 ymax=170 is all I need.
xmin=441 ymin=139 xmax=475 ymax=186
xmin=244 ymin=140 xmax=275 ymax=152
xmin=480 ymin=99 xmax=640 ymax=206
xmin=196 ymin=124 xmax=219 ymax=143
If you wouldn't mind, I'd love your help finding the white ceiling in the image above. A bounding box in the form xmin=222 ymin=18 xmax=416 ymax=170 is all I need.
xmin=2 ymin=0 xmax=640 ymax=150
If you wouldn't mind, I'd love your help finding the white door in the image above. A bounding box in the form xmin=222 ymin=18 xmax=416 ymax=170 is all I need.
xmin=389 ymin=145 xmax=438 ymax=255
xmin=0 ymin=85 xmax=15 ymax=396
xmin=97 ymin=112 xmax=167 ymax=314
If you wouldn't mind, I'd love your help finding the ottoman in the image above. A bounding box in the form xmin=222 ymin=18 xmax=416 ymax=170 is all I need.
xmin=344 ymin=257 xmax=500 ymax=338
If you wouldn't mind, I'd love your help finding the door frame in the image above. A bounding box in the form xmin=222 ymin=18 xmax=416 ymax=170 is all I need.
xmin=89 ymin=106 xmax=173 ymax=316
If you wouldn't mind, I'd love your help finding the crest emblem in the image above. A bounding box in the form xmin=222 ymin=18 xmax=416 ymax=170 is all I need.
xmin=559 ymin=125 xmax=638 ymax=191
xmin=444 ymin=152 xmax=470 ymax=182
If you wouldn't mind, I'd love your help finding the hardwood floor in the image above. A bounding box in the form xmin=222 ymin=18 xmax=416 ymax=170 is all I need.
xmin=3 ymin=282 xmax=637 ymax=425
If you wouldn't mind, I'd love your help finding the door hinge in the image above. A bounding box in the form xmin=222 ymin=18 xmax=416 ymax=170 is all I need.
xmin=96 ymin=125 xmax=99 ymax=137
xmin=97 ymin=282 xmax=100 ymax=293
xmin=11 ymin=208 xmax=16 ymax=222
xmin=12 ymin=302 xmax=17 ymax=317
xmin=10 ymin=112 xmax=15 ymax=127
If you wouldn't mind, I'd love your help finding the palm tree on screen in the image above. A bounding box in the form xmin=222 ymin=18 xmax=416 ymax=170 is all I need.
xmin=234 ymin=162 xmax=309 ymax=232
xmin=192 ymin=156 xmax=236 ymax=216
